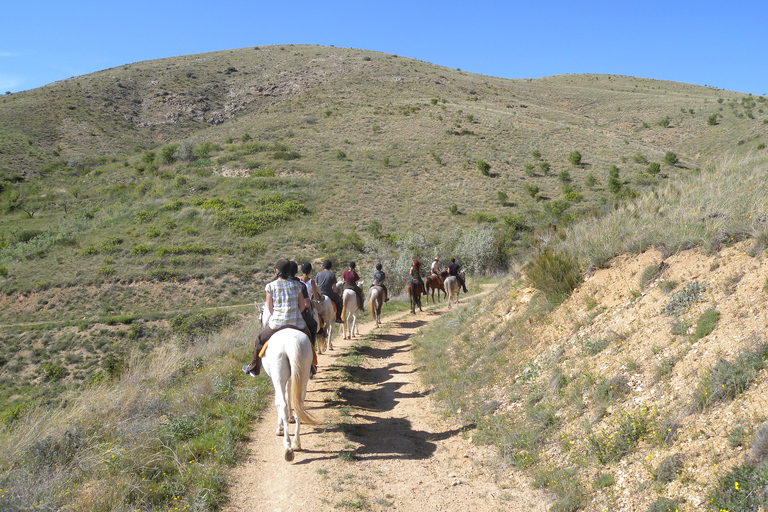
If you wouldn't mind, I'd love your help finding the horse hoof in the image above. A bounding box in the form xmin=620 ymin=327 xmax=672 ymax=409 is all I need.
xmin=284 ymin=448 xmax=294 ymax=462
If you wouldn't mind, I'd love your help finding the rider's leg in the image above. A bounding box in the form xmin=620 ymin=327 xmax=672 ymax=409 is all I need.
xmin=245 ymin=325 xmax=276 ymax=375
xmin=328 ymin=291 xmax=344 ymax=323
xmin=458 ymin=274 xmax=468 ymax=293
xmin=354 ymin=285 xmax=366 ymax=311
xmin=382 ymin=284 xmax=389 ymax=302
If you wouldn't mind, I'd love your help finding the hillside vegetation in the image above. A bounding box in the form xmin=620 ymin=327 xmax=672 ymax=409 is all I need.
xmin=0 ymin=45 xmax=767 ymax=511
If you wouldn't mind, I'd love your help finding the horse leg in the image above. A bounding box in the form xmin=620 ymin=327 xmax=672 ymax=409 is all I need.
xmin=328 ymin=320 xmax=334 ymax=350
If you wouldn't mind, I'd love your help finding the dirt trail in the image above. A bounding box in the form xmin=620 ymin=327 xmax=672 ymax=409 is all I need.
xmin=223 ymin=288 xmax=551 ymax=512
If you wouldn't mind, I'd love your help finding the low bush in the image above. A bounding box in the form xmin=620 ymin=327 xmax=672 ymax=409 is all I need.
xmin=661 ymin=281 xmax=706 ymax=316
xmin=689 ymin=340 xmax=768 ymax=412
xmin=586 ymin=406 xmax=653 ymax=464
xmin=523 ymin=250 xmax=581 ymax=305
xmin=692 ymin=309 xmax=720 ymax=340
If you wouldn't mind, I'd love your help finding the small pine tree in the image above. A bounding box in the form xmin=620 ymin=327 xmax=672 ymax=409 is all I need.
xmin=477 ymin=160 xmax=491 ymax=176
xmin=568 ymin=150 xmax=582 ymax=166
xmin=497 ymin=190 xmax=508 ymax=204
xmin=647 ymin=162 xmax=661 ymax=175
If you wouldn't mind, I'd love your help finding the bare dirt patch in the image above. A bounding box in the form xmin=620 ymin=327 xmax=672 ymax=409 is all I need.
xmin=223 ymin=292 xmax=551 ymax=512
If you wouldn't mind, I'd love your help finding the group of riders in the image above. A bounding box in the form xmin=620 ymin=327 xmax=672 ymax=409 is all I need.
xmin=242 ymin=257 xmax=467 ymax=378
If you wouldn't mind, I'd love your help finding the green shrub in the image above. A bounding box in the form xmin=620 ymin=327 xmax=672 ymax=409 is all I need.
xmin=135 ymin=210 xmax=158 ymax=223
xmin=532 ymin=150 xmax=541 ymax=159
xmin=689 ymin=341 xmax=768 ymax=412
xmin=583 ymin=338 xmax=611 ymax=355
xmin=524 ymin=183 xmax=539 ymax=198
xmin=497 ymin=191 xmax=508 ymax=203
xmin=632 ymin=153 xmax=647 ymax=164
xmin=169 ymin=310 xmax=236 ymax=340
xmin=707 ymin=113 xmax=719 ymax=125
xmin=335 ymin=149 xmax=347 ymax=160
xmin=727 ymin=425 xmax=750 ymax=448
xmin=658 ymin=116 xmax=670 ymax=128
xmin=523 ymin=250 xmax=581 ymax=305
xmin=593 ymin=472 xmax=615 ymax=489
xmin=157 ymin=144 xmax=179 ymax=164
xmin=664 ymin=152 xmax=678 ymax=166
xmin=692 ymin=309 xmax=720 ymax=340
xmin=647 ymin=162 xmax=661 ymax=175
xmin=661 ymin=281 xmax=706 ymax=316
xmin=707 ymin=463 xmax=768 ymax=512
xmin=0 ymin=265 xmax=7 ymax=277
xmin=586 ymin=407 xmax=652 ymax=464
xmin=640 ymin=263 xmax=662 ymax=288
xmin=568 ymin=150 xmax=582 ymax=166
xmin=585 ymin=173 xmax=598 ymax=188
xmin=449 ymin=204 xmax=458 ymax=215
xmin=476 ymin=160 xmax=491 ymax=176
xmin=543 ymin=199 xmax=571 ymax=222
xmin=98 ymin=236 xmax=124 ymax=253
xmin=532 ymin=465 xmax=587 ymax=512
xmin=42 ymin=362 xmax=69 ymax=381
xmin=523 ymin=162 xmax=535 ymax=176
xmin=539 ymin=161 xmax=551 ymax=175
xmin=469 ymin=212 xmax=497 ymax=223
xmin=193 ymin=141 xmax=220 ymax=158
xmin=558 ymin=169 xmax=572 ymax=184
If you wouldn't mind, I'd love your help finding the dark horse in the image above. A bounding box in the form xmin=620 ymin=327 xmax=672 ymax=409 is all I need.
xmin=407 ymin=278 xmax=424 ymax=314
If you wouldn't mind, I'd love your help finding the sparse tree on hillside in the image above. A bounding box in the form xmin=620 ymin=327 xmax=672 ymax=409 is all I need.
xmin=477 ymin=160 xmax=491 ymax=176
xmin=568 ymin=150 xmax=582 ymax=166
xmin=664 ymin=152 xmax=678 ymax=166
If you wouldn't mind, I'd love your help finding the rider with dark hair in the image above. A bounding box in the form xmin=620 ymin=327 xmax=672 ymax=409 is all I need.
xmin=288 ymin=261 xmax=318 ymax=356
xmin=448 ymin=258 xmax=468 ymax=293
xmin=315 ymin=260 xmax=344 ymax=323
xmin=410 ymin=258 xmax=427 ymax=295
xmin=299 ymin=262 xmax=321 ymax=301
xmin=243 ymin=258 xmax=307 ymax=377
xmin=341 ymin=261 xmax=366 ymax=312
xmin=371 ymin=263 xmax=389 ymax=302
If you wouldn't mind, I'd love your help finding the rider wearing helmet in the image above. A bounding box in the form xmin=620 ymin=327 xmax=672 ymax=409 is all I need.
xmin=341 ymin=261 xmax=366 ymax=312
xmin=371 ymin=263 xmax=389 ymax=302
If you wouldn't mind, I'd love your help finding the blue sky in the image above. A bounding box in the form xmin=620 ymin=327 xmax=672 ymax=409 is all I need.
xmin=1 ymin=0 xmax=765 ymax=95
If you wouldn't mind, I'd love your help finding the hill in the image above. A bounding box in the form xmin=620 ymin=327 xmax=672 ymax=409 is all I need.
xmin=0 ymin=44 xmax=767 ymax=511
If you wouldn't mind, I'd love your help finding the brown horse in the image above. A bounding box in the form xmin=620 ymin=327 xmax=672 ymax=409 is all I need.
xmin=425 ymin=274 xmax=445 ymax=304
xmin=407 ymin=278 xmax=424 ymax=314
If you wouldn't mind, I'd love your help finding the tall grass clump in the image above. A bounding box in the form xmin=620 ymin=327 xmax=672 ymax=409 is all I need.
xmin=523 ymin=250 xmax=581 ymax=305
xmin=553 ymin=154 xmax=768 ymax=268
xmin=689 ymin=338 xmax=768 ymax=413
xmin=0 ymin=318 xmax=271 ymax=512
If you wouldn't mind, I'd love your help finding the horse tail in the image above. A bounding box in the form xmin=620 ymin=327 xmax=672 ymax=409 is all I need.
xmin=368 ymin=288 xmax=379 ymax=320
xmin=289 ymin=337 xmax=320 ymax=425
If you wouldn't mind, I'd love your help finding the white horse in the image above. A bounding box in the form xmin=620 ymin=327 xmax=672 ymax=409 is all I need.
xmin=368 ymin=286 xmax=384 ymax=328
xmin=341 ymin=288 xmax=360 ymax=339
xmin=257 ymin=306 xmax=320 ymax=462
xmin=315 ymin=295 xmax=336 ymax=353
xmin=444 ymin=276 xmax=460 ymax=309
